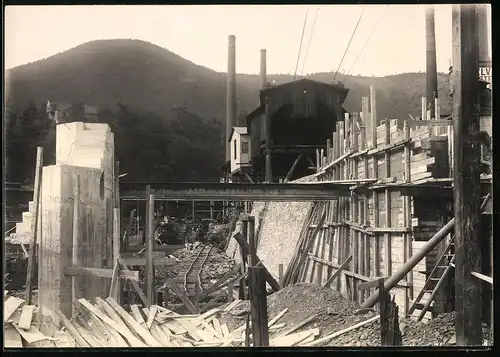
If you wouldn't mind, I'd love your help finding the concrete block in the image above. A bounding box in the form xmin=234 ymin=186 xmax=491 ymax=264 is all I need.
xmin=37 ymin=164 xmax=108 ymax=330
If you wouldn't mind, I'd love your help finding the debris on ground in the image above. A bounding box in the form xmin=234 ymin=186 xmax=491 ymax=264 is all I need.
xmin=124 ymin=244 xmax=236 ymax=308
xmin=218 ymin=283 xmax=493 ymax=347
xmin=4 ymin=284 xmax=492 ymax=347
xmin=4 ymin=293 xmax=323 ymax=347
xmin=401 ymin=312 xmax=493 ymax=346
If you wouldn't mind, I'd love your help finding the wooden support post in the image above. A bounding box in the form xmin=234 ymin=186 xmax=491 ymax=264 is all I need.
xmin=452 ymin=3 xmax=483 ymax=346
xmin=284 ymin=154 xmax=303 ymax=183
xmin=435 ymin=98 xmax=441 ymax=135
xmin=403 ymin=122 xmax=413 ymax=306
xmin=112 ymin=208 xmax=122 ymax=303
xmin=384 ymin=120 xmax=392 ymax=277
xmin=233 ymin=232 xmax=281 ymax=292
xmin=26 ymin=146 xmax=43 ymax=305
xmin=370 ymin=86 xmax=377 ymax=149
xmin=248 ymin=266 xmax=269 ymax=347
xmin=350 ymin=114 xmax=359 ymax=302
xmin=114 ymin=161 xmax=120 ymax=208
xmin=378 ymin=278 xmax=388 ymax=345
xmin=326 ymin=139 xmax=331 ymax=163
xmin=422 ymin=97 xmax=427 ymax=122
xmin=71 ymin=175 xmax=80 ymax=306
xmin=240 ymin=217 xmax=249 ymax=299
xmin=192 ymin=201 xmax=195 ymax=221
xmin=248 ymin=216 xmax=256 ymax=267
xmin=210 ymin=201 xmax=214 ymax=220
xmin=146 ymin=194 xmax=155 ymax=306
xmin=278 ymin=264 xmax=284 ymax=288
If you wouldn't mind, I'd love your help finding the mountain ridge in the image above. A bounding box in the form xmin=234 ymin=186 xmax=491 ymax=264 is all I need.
xmin=6 ymin=38 xmax=453 ymax=122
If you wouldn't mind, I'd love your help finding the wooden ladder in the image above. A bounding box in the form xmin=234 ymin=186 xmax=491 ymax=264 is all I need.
xmin=407 ymin=235 xmax=455 ymax=321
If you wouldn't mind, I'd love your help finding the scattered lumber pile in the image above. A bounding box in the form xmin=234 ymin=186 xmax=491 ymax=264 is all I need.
xmin=4 ymin=292 xmax=328 ymax=347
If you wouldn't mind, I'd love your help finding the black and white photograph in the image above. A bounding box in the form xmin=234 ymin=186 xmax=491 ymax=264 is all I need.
xmin=3 ymin=3 xmax=493 ymax=349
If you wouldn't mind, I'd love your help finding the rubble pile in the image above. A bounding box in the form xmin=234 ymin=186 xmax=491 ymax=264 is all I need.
xmin=401 ymin=312 xmax=492 ymax=346
xmin=219 ymin=283 xmax=380 ymax=346
xmin=219 ymin=283 xmax=493 ymax=347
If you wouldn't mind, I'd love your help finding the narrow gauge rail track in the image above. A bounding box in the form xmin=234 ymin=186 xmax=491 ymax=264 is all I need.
xmin=183 ymin=245 xmax=212 ymax=299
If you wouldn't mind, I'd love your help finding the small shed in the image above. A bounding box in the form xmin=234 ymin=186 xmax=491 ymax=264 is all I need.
xmin=228 ymin=126 xmax=251 ymax=175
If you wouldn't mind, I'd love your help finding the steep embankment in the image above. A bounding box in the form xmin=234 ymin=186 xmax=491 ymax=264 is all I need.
xmin=226 ymin=174 xmax=315 ymax=279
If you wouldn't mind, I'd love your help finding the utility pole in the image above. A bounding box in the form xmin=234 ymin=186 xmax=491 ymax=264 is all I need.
xmin=452 ymin=4 xmax=483 ymax=346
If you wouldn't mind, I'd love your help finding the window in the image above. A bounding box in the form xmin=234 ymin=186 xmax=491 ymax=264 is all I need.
xmin=234 ymin=139 xmax=237 ymax=159
xmin=241 ymin=141 xmax=249 ymax=154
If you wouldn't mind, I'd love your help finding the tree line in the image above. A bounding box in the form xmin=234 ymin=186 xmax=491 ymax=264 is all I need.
xmin=5 ymin=100 xmax=225 ymax=184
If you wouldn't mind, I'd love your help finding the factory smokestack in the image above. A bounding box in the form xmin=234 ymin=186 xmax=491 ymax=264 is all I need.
xmin=226 ymin=35 xmax=237 ymax=163
xmin=260 ymin=49 xmax=267 ymax=89
xmin=425 ymin=7 xmax=438 ymax=115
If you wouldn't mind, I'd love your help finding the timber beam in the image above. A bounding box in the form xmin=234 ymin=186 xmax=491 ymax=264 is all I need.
xmin=120 ymin=182 xmax=351 ymax=201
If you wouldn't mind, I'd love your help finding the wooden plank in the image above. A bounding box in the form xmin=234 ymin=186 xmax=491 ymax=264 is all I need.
xmin=223 ymin=299 xmax=242 ymax=312
xmin=304 ymin=315 xmax=380 ymax=347
xmin=117 ymin=258 xmax=149 ymax=307
xmin=323 ymin=255 xmax=353 ymax=288
xmin=18 ymin=305 xmax=36 ymax=330
xmin=109 ymin=258 xmax=121 ymax=298
xmin=86 ymin=307 xmax=127 ymax=347
xmin=407 ymin=119 xmax=452 ymax=126
xmin=12 ymin=323 xmax=54 ymax=344
xmin=146 ymin=194 xmax=155 ymax=306
xmin=5 ymin=324 xmax=23 ymax=347
xmin=268 ymin=308 xmax=288 ymax=328
xmin=358 ymin=276 xmax=390 ymax=291
xmin=233 ymin=232 xmax=281 ymax=291
xmin=112 ymin=208 xmax=121 ymax=302
xmin=471 ymin=271 xmax=492 ymax=285
xmin=73 ymin=318 xmax=104 ymax=347
xmin=25 ymin=146 xmax=43 ymax=305
xmin=278 ymin=313 xmax=318 ymax=337
xmin=290 ymin=209 xmax=327 ymax=285
xmin=56 ymin=310 xmax=91 ymax=347
xmin=146 ymin=305 xmax=157 ymax=329
xmin=164 ymin=278 xmax=197 ymax=314
xmin=271 ymin=328 xmax=319 ymax=347
xmin=105 ymin=297 xmax=162 ymax=346
xmin=65 ymin=266 xmax=139 ymax=281
xmin=129 ymin=304 xmax=147 ymax=327
xmin=78 ymin=298 xmax=147 ymax=347
xmin=71 ymin=175 xmax=80 ymax=304
xmin=4 ymin=296 xmax=24 ymax=322
xmin=122 ymin=256 xmax=176 ymax=266
xmin=53 ymin=330 xmax=76 ymax=348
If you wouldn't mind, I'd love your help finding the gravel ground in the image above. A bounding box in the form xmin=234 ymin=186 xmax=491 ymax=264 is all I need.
xmin=124 ymin=243 xmax=236 ymax=306
xmin=218 ymin=283 xmax=493 ymax=347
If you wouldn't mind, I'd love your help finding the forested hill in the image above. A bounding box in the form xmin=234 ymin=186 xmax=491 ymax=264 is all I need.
xmin=5 ymin=39 xmax=452 ymax=184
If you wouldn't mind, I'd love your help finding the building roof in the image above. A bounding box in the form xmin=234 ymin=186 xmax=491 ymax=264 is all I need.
xmin=259 ymin=78 xmax=347 ymax=95
xmin=228 ymin=126 xmax=248 ymax=142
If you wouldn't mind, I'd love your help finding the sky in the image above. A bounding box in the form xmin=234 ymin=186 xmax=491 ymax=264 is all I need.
xmin=4 ymin=4 xmax=492 ymax=76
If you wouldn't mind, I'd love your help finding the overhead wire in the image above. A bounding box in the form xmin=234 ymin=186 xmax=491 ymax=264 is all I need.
xmin=333 ymin=8 xmax=365 ymax=81
xmin=293 ymin=9 xmax=309 ymax=81
xmin=300 ymin=8 xmax=320 ymax=76
xmin=346 ymin=5 xmax=391 ymax=77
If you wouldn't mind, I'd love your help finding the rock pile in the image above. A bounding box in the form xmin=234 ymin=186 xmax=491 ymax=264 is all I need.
xmin=218 ymin=283 xmax=493 ymax=347
xmin=401 ymin=312 xmax=492 ymax=346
